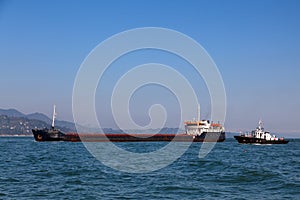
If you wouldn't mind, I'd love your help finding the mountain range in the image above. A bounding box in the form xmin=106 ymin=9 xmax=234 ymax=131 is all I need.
xmin=0 ymin=108 xmax=190 ymax=136
xmin=0 ymin=108 xmax=76 ymax=130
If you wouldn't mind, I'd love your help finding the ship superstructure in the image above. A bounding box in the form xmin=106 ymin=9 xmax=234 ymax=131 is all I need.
xmin=184 ymin=105 xmax=225 ymax=136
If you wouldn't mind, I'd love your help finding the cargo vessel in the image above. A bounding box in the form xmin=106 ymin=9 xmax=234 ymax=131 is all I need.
xmin=234 ymin=120 xmax=289 ymax=144
xmin=32 ymin=105 xmax=225 ymax=142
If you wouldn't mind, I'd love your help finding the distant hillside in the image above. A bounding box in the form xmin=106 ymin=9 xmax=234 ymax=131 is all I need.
xmin=0 ymin=108 xmax=77 ymax=135
xmin=0 ymin=109 xmax=24 ymax=118
xmin=225 ymin=132 xmax=239 ymax=138
xmin=0 ymin=108 xmax=210 ymax=136
xmin=26 ymin=112 xmax=52 ymax=123
xmin=0 ymin=115 xmax=73 ymax=135
xmin=0 ymin=108 xmax=76 ymax=133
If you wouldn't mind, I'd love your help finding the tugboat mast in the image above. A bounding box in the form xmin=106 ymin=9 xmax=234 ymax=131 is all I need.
xmin=258 ymin=119 xmax=264 ymax=132
xmin=51 ymin=105 xmax=56 ymax=129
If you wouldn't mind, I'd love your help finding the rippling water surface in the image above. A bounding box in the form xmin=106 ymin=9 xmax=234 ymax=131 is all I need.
xmin=0 ymin=137 xmax=299 ymax=199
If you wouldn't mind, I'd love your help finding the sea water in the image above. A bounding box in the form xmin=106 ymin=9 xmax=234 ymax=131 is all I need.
xmin=0 ymin=137 xmax=299 ymax=199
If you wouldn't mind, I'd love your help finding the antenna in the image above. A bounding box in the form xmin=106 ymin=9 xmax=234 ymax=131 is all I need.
xmin=51 ymin=105 xmax=56 ymax=129
xmin=258 ymin=119 xmax=263 ymax=129
xmin=197 ymin=104 xmax=200 ymax=122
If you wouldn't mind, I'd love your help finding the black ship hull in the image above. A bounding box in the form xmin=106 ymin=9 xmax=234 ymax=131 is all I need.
xmin=32 ymin=129 xmax=225 ymax=142
xmin=234 ymin=136 xmax=289 ymax=144
xmin=32 ymin=128 xmax=66 ymax=142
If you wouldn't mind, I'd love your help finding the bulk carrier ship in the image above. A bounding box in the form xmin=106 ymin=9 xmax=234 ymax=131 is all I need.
xmin=32 ymin=105 xmax=225 ymax=142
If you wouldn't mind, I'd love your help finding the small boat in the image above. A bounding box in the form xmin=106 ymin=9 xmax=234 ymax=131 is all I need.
xmin=234 ymin=120 xmax=289 ymax=144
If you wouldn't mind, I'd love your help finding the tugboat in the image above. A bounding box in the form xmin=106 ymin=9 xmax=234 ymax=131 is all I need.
xmin=234 ymin=120 xmax=289 ymax=144
xmin=32 ymin=105 xmax=66 ymax=141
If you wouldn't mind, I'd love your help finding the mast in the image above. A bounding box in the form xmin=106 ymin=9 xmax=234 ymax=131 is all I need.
xmin=258 ymin=119 xmax=263 ymax=129
xmin=51 ymin=105 xmax=56 ymax=129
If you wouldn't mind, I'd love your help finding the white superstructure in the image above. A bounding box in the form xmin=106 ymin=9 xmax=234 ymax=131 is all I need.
xmin=243 ymin=120 xmax=281 ymax=141
xmin=184 ymin=120 xmax=224 ymax=136
xmin=184 ymin=105 xmax=224 ymax=136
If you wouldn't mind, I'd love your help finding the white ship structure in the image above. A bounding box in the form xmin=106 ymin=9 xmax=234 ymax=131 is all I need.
xmin=184 ymin=105 xmax=225 ymax=141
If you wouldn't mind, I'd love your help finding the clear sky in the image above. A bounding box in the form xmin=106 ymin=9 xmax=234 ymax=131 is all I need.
xmin=0 ymin=0 xmax=299 ymax=136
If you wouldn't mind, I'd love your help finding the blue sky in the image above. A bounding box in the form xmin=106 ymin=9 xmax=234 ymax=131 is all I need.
xmin=0 ymin=0 xmax=299 ymax=135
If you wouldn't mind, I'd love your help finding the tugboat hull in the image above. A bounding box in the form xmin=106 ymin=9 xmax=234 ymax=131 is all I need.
xmin=234 ymin=136 xmax=289 ymax=144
